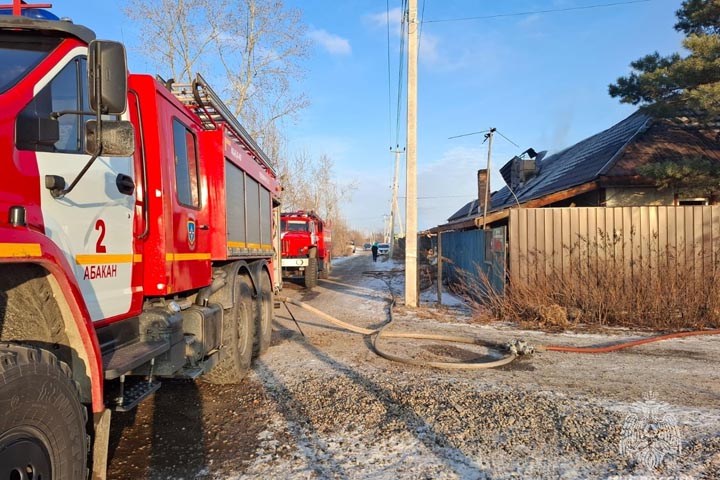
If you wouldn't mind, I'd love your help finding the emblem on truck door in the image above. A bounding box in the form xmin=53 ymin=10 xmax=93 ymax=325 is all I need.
xmin=188 ymin=219 xmax=196 ymax=250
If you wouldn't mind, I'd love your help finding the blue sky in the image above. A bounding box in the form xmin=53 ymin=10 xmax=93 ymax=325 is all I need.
xmin=53 ymin=0 xmax=685 ymax=233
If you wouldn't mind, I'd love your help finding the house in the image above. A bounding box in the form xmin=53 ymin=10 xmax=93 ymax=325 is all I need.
xmin=440 ymin=111 xmax=720 ymax=231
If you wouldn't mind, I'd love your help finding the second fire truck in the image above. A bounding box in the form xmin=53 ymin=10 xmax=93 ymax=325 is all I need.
xmin=280 ymin=211 xmax=331 ymax=288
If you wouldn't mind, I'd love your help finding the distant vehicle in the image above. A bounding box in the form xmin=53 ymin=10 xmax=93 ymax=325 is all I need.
xmin=363 ymin=243 xmax=372 ymax=251
xmin=378 ymin=243 xmax=390 ymax=255
xmin=280 ymin=211 xmax=331 ymax=288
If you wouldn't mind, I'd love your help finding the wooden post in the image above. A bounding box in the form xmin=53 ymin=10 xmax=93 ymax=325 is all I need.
xmin=437 ymin=232 xmax=443 ymax=304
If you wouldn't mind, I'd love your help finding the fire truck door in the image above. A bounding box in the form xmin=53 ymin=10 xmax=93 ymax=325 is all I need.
xmin=31 ymin=50 xmax=135 ymax=321
xmin=167 ymin=118 xmax=211 ymax=292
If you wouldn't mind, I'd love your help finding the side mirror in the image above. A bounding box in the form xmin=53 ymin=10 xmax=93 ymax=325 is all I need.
xmin=16 ymin=111 xmax=59 ymax=150
xmin=88 ymin=40 xmax=128 ymax=115
xmin=85 ymin=120 xmax=135 ymax=156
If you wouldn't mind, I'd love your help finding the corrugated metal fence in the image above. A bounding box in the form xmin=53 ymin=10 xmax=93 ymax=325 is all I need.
xmin=440 ymin=227 xmax=506 ymax=297
xmin=509 ymin=206 xmax=720 ymax=282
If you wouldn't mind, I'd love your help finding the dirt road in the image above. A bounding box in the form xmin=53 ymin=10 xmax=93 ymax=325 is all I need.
xmin=107 ymin=251 xmax=720 ymax=479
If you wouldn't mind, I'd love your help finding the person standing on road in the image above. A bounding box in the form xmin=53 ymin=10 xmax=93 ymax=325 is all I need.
xmin=371 ymin=242 xmax=379 ymax=262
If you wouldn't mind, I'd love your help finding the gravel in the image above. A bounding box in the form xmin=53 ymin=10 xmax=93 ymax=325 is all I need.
xmin=107 ymin=252 xmax=720 ymax=479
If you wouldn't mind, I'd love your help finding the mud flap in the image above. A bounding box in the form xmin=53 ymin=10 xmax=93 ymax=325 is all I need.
xmin=92 ymin=409 xmax=112 ymax=480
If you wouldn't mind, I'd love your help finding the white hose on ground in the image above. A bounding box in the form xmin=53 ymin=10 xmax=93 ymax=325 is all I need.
xmin=276 ymin=295 xmax=517 ymax=370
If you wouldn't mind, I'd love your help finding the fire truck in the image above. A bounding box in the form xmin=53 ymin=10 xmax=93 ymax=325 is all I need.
xmin=280 ymin=211 xmax=331 ymax=289
xmin=0 ymin=2 xmax=282 ymax=478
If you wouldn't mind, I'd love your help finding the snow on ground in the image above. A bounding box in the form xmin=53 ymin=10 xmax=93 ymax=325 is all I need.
xmin=234 ymin=254 xmax=720 ymax=479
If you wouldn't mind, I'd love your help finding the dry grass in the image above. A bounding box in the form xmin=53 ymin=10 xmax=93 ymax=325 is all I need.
xmin=453 ymin=233 xmax=720 ymax=331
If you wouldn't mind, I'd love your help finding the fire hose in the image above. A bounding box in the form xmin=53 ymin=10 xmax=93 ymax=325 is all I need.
xmin=277 ymin=286 xmax=720 ymax=369
xmin=277 ymin=295 xmax=517 ymax=370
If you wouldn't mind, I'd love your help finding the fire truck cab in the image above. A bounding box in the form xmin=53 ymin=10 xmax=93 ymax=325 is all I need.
xmin=280 ymin=211 xmax=331 ymax=289
xmin=0 ymin=2 xmax=281 ymax=478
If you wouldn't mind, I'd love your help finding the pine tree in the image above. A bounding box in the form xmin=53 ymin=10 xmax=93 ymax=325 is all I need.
xmin=608 ymin=0 xmax=720 ymax=119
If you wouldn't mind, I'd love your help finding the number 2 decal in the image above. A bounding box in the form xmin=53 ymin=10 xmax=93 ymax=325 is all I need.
xmin=95 ymin=219 xmax=107 ymax=253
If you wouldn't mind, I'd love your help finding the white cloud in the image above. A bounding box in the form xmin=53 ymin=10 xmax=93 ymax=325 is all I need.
xmin=365 ymin=7 xmax=402 ymax=31
xmin=308 ymin=29 xmax=351 ymax=56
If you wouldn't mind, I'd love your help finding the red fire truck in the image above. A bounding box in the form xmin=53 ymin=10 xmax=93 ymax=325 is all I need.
xmin=0 ymin=2 xmax=282 ymax=477
xmin=280 ymin=211 xmax=331 ymax=289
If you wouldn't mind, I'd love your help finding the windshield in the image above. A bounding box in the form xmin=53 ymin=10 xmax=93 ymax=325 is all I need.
xmin=0 ymin=34 xmax=60 ymax=94
xmin=281 ymin=219 xmax=309 ymax=232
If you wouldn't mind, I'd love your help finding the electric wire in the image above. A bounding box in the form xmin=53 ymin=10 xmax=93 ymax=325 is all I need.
xmin=386 ymin=0 xmax=393 ymax=149
xmin=395 ymin=1 xmax=407 ymax=147
xmin=423 ymin=0 xmax=653 ymax=24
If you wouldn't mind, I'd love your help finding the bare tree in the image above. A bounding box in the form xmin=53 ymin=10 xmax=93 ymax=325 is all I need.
xmin=208 ymin=0 xmax=309 ymax=141
xmin=123 ymin=0 xmax=218 ymax=83
xmin=122 ymin=0 xmax=309 ymax=164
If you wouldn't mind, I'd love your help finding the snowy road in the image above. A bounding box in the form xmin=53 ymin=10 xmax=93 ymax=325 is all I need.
xmin=107 ymin=251 xmax=720 ymax=479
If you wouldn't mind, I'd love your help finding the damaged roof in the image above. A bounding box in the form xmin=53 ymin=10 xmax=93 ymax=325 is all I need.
xmin=448 ymin=110 xmax=653 ymax=222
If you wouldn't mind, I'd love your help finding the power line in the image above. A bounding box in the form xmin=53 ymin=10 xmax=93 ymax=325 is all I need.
xmin=395 ymin=2 xmax=408 ymax=147
xmin=418 ymin=0 xmax=427 ymax=56
xmin=386 ymin=0 xmax=393 ymax=148
xmin=448 ymin=129 xmax=490 ymax=140
xmin=400 ymin=194 xmax=474 ymax=199
xmin=423 ymin=0 xmax=652 ymax=24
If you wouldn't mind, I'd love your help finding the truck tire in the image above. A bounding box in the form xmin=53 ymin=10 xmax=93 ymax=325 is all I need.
xmin=203 ymin=274 xmax=255 ymax=384
xmin=0 ymin=344 xmax=88 ymax=480
xmin=319 ymin=254 xmax=331 ymax=279
xmin=304 ymin=257 xmax=318 ymax=289
xmin=254 ymin=272 xmax=273 ymax=357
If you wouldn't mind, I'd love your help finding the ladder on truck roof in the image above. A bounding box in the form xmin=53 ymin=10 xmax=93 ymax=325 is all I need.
xmin=168 ymin=73 xmax=276 ymax=175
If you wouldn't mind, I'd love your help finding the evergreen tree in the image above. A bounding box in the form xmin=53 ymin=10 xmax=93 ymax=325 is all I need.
xmin=608 ymin=0 xmax=720 ymax=119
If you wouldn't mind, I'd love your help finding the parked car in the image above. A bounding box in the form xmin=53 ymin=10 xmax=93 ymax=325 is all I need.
xmin=377 ymin=243 xmax=390 ymax=255
xmin=363 ymin=243 xmax=372 ymax=251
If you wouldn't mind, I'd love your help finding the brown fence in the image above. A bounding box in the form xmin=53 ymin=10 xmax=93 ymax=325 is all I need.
xmin=509 ymin=206 xmax=720 ymax=283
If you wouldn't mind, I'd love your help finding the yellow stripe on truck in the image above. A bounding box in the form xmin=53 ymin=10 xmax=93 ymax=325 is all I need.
xmin=0 ymin=243 xmax=42 ymax=258
xmin=75 ymin=254 xmax=134 ymax=265
xmin=165 ymin=253 xmax=212 ymax=262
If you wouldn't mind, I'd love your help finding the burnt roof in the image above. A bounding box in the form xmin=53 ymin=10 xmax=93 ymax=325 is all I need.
xmin=448 ymin=110 xmax=653 ymax=222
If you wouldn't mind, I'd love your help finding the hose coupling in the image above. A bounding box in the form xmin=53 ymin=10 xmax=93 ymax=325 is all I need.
xmin=506 ymin=339 xmax=535 ymax=356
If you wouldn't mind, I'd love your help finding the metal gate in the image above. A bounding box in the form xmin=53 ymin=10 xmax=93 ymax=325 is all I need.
xmin=440 ymin=227 xmax=506 ymax=299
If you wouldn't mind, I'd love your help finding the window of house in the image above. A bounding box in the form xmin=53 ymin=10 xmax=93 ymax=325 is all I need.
xmin=678 ymin=198 xmax=708 ymax=206
xmin=172 ymin=119 xmax=200 ymax=208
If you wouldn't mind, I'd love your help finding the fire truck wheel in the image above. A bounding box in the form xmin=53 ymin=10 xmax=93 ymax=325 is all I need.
xmin=203 ymin=274 xmax=256 ymax=384
xmin=254 ymin=272 xmax=273 ymax=357
xmin=304 ymin=257 xmax=319 ymax=289
xmin=0 ymin=344 xmax=88 ymax=480
xmin=319 ymin=256 xmax=331 ymax=279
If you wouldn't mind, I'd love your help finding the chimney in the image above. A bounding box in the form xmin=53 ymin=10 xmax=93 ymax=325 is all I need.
xmin=477 ymin=169 xmax=490 ymax=214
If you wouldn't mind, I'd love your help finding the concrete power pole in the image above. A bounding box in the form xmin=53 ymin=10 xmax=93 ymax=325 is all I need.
xmin=482 ymin=128 xmax=496 ymax=230
xmin=389 ymin=148 xmax=403 ymax=256
xmin=405 ymin=0 xmax=418 ymax=307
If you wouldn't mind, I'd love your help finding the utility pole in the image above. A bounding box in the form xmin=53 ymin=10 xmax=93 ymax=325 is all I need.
xmin=482 ymin=128 xmax=496 ymax=230
xmin=405 ymin=0 xmax=418 ymax=307
xmin=389 ymin=147 xmax=404 ymax=257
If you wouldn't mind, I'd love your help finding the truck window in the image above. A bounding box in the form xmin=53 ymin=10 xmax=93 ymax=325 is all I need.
xmin=285 ymin=220 xmax=308 ymax=232
xmin=172 ymin=119 xmax=200 ymax=208
xmin=0 ymin=34 xmax=59 ymax=94
xmin=51 ymin=57 xmax=84 ymax=152
xmin=17 ymin=56 xmax=89 ymax=153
